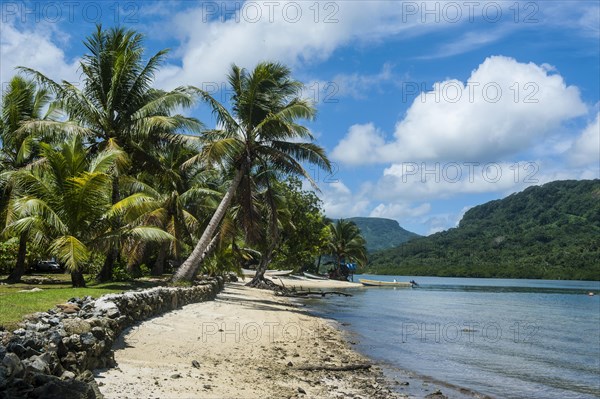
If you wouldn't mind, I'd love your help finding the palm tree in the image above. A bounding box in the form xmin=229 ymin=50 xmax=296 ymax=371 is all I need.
xmin=19 ymin=25 xmax=202 ymax=281
xmin=110 ymin=144 xmax=220 ymax=276
xmin=0 ymin=76 xmax=53 ymax=283
xmin=246 ymin=172 xmax=293 ymax=287
xmin=5 ymin=136 xmax=172 ymax=287
xmin=172 ymin=61 xmax=331 ymax=283
xmin=325 ymin=219 xmax=367 ymax=280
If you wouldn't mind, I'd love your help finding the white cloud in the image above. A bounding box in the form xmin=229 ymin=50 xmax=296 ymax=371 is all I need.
xmin=330 ymin=123 xmax=386 ymax=164
xmin=319 ymin=180 xmax=370 ymax=219
xmin=332 ymin=56 xmax=588 ymax=165
xmin=0 ymin=21 xmax=79 ymax=85
xmin=569 ymin=113 xmax=600 ymax=167
xmin=376 ymin=160 xmax=542 ymax=202
xmin=370 ymin=202 xmax=431 ymax=219
xmin=154 ymin=1 xmax=459 ymax=89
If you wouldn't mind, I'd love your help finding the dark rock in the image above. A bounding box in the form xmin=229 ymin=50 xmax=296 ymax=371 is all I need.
xmin=192 ymin=360 xmax=200 ymax=368
xmin=425 ymin=389 xmax=448 ymax=399
xmin=90 ymin=327 xmax=105 ymax=340
xmin=6 ymin=342 xmax=27 ymax=356
xmin=171 ymin=373 xmax=182 ymax=379
xmin=80 ymin=333 xmax=96 ymax=348
xmin=25 ymin=355 xmax=50 ymax=374
xmin=29 ymin=376 xmax=101 ymax=399
xmin=298 ymin=387 xmax=307 ymax=394
xmin=2 ymin=353 xmax=24 ymax=378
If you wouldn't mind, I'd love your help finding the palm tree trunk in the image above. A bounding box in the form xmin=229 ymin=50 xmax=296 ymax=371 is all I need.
xmin=152 ymin=243 xmax=167 ymax=276
xmin=172 ymin=169 xmax=243 ymax=283
xmin=247 ymin=241 xmax=277 ymax=287
xmin=71 ymin=270 xmax=86 ymax=287
xmin=96 ymin=248 xmax=117 ymax=282
xmin=315 ymin=254 xmax=322 ymax=274
xmin=96 ymin=176 xmax=120 ymax=282
xmin=6 ymin=233 xmax=27 ymax=283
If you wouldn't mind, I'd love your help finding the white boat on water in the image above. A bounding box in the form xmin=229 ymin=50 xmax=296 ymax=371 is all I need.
xmin=359 ymin=278 xmax=414 ymax=288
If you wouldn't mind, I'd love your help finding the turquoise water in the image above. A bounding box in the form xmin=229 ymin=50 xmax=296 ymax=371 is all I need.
xmin=306 ymin=276 xmax=600 ymax=399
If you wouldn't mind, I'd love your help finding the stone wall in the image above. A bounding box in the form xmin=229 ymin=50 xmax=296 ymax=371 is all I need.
xmin=0 ymin=277 xmax=226 ymax=399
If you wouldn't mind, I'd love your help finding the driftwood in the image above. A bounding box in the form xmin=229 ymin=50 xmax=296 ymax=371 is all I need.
xmin=275 ymin=290 xmax=352 ymax=297
xmin=296 ymin=363 xmax=372 ymax=371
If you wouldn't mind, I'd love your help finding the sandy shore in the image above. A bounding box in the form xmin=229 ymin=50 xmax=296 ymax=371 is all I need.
xmin=94 ymin=282 xmax=405 ymax=399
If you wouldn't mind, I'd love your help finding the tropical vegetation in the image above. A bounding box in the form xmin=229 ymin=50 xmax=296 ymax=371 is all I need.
xmin=367 ymin=180 xmax=600 ymax=280
xmin=0 ymin=25 xmax=332 ymax=288
xmin=325 ymin=219 xmax=368 ymax=280
xmin=346 ymin=217 xmax=419 ymax=252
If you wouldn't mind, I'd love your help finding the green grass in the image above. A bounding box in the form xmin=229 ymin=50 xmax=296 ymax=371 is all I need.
xmin=0 ymin=273 xmax=163 ymax=331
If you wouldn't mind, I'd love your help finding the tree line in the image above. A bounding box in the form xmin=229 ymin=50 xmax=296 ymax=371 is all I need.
xmin=0 ymin=25 xmax=367 ymax=287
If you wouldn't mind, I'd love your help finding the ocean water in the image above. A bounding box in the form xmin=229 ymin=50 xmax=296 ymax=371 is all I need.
xmin=305 ymin=276 xmax=600 ymax=399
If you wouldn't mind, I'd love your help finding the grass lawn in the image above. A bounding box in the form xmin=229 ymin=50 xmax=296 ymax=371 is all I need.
xmin=0 ymin=273 xmax=163 ymax=331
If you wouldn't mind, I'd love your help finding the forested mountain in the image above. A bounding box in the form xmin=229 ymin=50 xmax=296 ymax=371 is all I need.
xmin=347 ymin=217 xmax=419 ymax=252
xmin=367 ymin=180 xmax=600 ymax=280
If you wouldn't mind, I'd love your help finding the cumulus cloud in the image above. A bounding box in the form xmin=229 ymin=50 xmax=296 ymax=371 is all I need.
xmin=154 ymin=1 xmax=457 ymax=89
xmin=0 ymin=21 xmax=79 ymax=85
xmin=568 ymin=113 xmax=600 ymax=167
xmin=370 ymin=202 xmax=431 ymax=219
xmin=332 ymin=56 xmax=587 ymax=165
xmin=318 ymin=181 xmax=371 ymax=219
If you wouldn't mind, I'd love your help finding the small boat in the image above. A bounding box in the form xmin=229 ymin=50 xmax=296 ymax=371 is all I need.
xmin=266 ymin=269 xmax=293 ymax=276
xmin=359 ymin=278 xmax=414 ymax=288
xmin=304 ymin=272 xmax=329 ymax=280
xmin=241 ymin=269 xmax=293 ymax=277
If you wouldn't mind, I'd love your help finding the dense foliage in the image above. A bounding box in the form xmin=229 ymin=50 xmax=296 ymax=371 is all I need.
xmin=346 ymin=217 xmax=419 ymax=252
xmin=367 ymin=180 xmax=600 ymax=280
xmin=0 ymin=26 xmax=331 ymax=287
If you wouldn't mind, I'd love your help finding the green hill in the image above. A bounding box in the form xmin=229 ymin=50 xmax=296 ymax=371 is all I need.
xmin=366 ymin=180 xmax=600 ymax=280
xmin=347 ymin=217 xmax=420 ymax=252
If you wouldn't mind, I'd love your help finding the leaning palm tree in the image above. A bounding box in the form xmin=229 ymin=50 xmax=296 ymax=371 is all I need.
xmin=325 ymin=219 xmax=367 ymax=280
xmin=110 ymin=144 xmax=220 ymax=276
xmin=0 ymin=76 xmax=53 ymax=283
xmin=5 ymin=136 xmax=172 ymax=287
xmin=172 ymin=62 xmax=331 ymax=282
xmin=19 ymin=25 xmax=202 ymax=281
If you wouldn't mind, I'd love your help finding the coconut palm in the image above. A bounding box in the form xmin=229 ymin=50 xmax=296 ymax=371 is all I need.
xmin=245 ymin=171 xmax=294 ymax=287
xmin=109 ymin=144 xmax=220 ymax=276
xmin=0 ymin=76 xmax=53 ymax=282
xmin=18 ymin=25 xmax=202 ymax=281
xmin=172 ymin=61 xmax=331 ymax=282
xmin=325 ymin=219 xmax=367 ymax=280
xmin=5 ymin=136 xmax=172 ymax=287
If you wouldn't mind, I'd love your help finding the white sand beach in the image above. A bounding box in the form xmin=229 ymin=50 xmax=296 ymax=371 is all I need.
xmin=94 ymin=282 xmax=403 ymax=399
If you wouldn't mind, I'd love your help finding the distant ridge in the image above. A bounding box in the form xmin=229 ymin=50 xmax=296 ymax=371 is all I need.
xmin=367 ymin=180 xmax=600 ymax=280
xmin=346 ymin=217 xmax=420 ymax=253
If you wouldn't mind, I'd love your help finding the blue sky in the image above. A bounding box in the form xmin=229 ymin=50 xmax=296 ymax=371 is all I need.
xmin=2 ymin=0 xmax=599 ymax=235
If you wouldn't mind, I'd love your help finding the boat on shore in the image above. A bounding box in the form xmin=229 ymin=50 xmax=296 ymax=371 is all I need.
xmin=242 ymin=269 xmax=293 ymax=277
xmin=303 ymin=272 xmax=329 ymax=280
xmin=359 ymin=278 xmax=414 ymax=287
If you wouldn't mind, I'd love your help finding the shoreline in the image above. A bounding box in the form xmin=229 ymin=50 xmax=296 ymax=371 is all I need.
xmin=94 ymin=281 xmax=403 ymax=398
